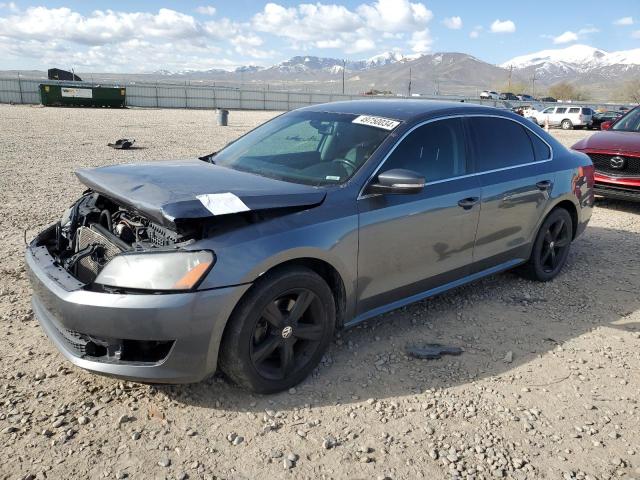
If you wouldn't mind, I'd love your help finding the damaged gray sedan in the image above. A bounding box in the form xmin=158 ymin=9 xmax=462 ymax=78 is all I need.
xmin=26 ymin=100 xmax=594 ymax=393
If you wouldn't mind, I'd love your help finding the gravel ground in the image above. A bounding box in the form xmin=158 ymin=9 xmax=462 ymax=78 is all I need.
xmin=1 ymin=104 xmax=639 ymax=480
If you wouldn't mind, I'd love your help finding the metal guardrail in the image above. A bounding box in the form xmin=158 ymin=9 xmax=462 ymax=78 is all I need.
xmin=0 ymin=76 xmax=631 ymax=111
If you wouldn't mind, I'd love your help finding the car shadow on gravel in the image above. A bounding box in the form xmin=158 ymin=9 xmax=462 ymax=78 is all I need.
xmin=594 ymin=197 xmax=640 ymax=214
xmin=161 ymin=225 xmax=640 ymax=412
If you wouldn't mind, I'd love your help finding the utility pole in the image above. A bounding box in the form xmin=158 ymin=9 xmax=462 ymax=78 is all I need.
xmin=342 ymin=59 xmax=345 ymax=95
xmin=408 ymin=67 xmax=412 ymax=97
xmin=531 ymin=72 xmax=537 ymax=98
xmin=508 ymin=65 xmax=513 ymax=90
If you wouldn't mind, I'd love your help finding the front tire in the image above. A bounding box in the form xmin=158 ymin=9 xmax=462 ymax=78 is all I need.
xmin=561 ymin=119 xmax=573 ymax=130
xmin=219 ymin=266 xmax=335 ymax=393
xmin=517 ymin=208 xmax=573 ymax=282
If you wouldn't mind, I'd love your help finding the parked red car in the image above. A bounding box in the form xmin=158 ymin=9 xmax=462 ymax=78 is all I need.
xmin=572 ymin=106 xmax=640 ymax=201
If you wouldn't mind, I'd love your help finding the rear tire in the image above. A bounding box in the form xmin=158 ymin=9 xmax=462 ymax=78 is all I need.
xmin=561 ymin=119 xmax=573 ymax=130
xmin=219 ymin=266 xmax=335 ymax=393
xmin=517 ymin=208 xmax=573 ymax=282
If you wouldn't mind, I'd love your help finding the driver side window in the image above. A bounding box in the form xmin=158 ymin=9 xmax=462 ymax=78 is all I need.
xmin=382 ymin=118 xmax=468 ymax=183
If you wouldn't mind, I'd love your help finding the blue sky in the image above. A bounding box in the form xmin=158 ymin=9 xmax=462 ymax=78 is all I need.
xmin=0 ymin=0 xmax=638 ymax=71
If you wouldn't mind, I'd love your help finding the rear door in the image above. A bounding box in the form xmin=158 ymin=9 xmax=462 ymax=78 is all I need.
xmin=356 ymin=118 xmax=481 ymax=315
xmin=467 ymin=116 xmax=554 ymax=272
xmin=552 ymin=107 xmax=567 ymax=126
xmin=568 ymin=107 xmax=581 ymax=124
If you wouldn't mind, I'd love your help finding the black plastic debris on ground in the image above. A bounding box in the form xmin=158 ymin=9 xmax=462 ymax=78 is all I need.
xmin=108 ymin=139 xmax=135 ymax=150
xmin=406 ymin=344 xmax=463 ymax=360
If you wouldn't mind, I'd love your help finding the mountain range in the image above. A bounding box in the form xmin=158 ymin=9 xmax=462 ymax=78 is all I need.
xmin=5 ymin=45 xmax=639 ymax=102
xmin=145 ymin=45 xmax=640 ymax=101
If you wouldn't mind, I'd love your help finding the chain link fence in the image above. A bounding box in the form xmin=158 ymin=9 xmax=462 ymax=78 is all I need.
xmin=0 ymin=76 xmax=628 ymax=111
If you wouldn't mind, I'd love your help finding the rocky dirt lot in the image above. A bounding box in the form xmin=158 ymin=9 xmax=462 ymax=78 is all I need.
xmin=1 ymin=104 xmax=639 ymax=480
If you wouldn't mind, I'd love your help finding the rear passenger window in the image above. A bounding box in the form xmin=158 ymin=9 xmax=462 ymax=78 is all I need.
xmin=526 ymin=130 xmax=551 ymax=161
xmin=469 ymin=117 xmax=535 ymax=171
xmin=569 ymin=108 xmax=580 ymax=114
xmin=556 ymin=108 xmax=567 ymax=114
xmin=383 ymin=118 xmax=468 ymax=182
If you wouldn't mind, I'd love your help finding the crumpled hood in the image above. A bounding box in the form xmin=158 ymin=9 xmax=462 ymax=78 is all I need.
xmin=76 ymin=159 xmax=326 ymax=228
xmin=572 ymin=131 xmax=640 ymax=155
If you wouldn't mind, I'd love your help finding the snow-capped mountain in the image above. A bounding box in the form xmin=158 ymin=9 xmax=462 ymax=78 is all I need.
xmin=501 ymin=44 xmax=640 ymax=85
xmin=502 ymin=44 xmax=640 ymax=74
xmin=235 ymin=65 xmax=265 ymax=74
xmin=365 ymin=51 xmax=407 ymax=68
xmin=502 ymin=45 xmax=607 ymax=70
xmin=272 ymin=51 xmax=411 ymax=74
xmin=83 ymin=44 xmax=637 ymax=102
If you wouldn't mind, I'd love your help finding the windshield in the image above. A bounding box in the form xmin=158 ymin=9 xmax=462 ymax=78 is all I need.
xmin=213 ymin=111 xmax=395 ymax=186
xmin=612 ymin=108 xmax=640 ymax=132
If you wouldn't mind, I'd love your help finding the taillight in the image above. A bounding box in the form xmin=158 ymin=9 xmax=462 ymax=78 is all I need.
xmin=580 ymin=165 xmax=595 ymax=186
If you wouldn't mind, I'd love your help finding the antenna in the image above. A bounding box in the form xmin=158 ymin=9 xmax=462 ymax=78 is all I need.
xmin=508 ymin=65 xmax=513 ymax=90
xmin=408 ymin=67 xmax=412 ymax=97
xmin=342 ymin=59 xmax=345 ymax=95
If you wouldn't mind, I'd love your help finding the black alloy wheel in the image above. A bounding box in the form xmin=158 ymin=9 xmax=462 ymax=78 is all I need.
xmin=250 ymin=288 xmax=325 ymax=380
xmin=219 ymin=266 xmax=335 ymax=393
xmin=517 ymin=208 xmax=573 ymax=282
xmin=539 ymin=216 xmax=571 ymax=273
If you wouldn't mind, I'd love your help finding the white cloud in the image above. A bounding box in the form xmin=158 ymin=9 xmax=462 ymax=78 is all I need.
xmin=469 ymin=26 xmax=482 ymax=39
xmin=0 ymin=1 xmax=437 ymax=70
xmin=547 ymin=26 xmax=599 ymax=44
xmin=442 ymin=16 xmax=462 ymax=30
xmin=578 ymin=26 xmax=599 ymax=35
xmin=195 ymin=6 xmax=216 ymax=16
xmin=357 ymin=0 xmax=432 ymax=32
xmin=553 ymin=31 xmax=579 ymax=44
xmin=409 ymin=29 xmax=432 ymax=53
xmin=490 ymin=19 xmax=515 ymax=34
xmin=252 ymin=1 xmax=432 ymax=53
xmin=614 ymin=16 xmax=633 ymax=26
xmin=346 ymin=37 xmax=377 ymax=54
xmin=0 ymin=6 xmax=255 ymax=71
xmin=0 ymin=2 xmax=18 ymax=12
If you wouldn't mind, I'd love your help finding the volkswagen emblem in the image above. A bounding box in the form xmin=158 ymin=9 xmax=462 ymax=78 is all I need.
xmin=610 ymin=156 xmax=626 ymax=170
xmin=281 ymin=326 xmax=293 ymax=339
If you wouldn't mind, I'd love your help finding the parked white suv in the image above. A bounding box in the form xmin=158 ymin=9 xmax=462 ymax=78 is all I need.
xmin=533 ymin=106 xmax=594 ymax=130
xmin=480 ymin=90 xmax=500 ymax=100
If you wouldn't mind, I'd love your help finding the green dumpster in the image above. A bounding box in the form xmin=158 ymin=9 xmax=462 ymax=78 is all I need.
xmin=39 ymin=84 xmax=126 ymax=108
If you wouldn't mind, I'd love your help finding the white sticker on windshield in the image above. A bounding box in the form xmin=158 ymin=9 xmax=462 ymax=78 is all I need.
xmin=352 ymin=115 xmax=400 ymax=131
xmin=197 ymin=193 xmax=250 ymax=216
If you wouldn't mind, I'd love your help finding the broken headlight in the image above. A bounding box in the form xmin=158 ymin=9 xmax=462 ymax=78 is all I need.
xmin=94 ymin=250 xmax=214 ymax=291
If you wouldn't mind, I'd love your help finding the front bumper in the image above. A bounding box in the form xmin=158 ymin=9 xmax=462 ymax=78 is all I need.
xmin=594 ymin=173 xmax=640 ymax=202
xmin=26 ymin=238 xmax=250 ymax=384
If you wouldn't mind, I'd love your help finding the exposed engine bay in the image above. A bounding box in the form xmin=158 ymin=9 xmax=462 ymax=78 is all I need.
xmin=49 ymin=192 xmax=196 ymax=284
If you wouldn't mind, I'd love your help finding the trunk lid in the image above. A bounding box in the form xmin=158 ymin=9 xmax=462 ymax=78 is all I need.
xmin=76 ymin=159 xmax=326 ymax=228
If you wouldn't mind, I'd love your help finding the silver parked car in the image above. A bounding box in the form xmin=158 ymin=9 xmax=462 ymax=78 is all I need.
xmin=26 ymin=100 xmax=595 ymax=393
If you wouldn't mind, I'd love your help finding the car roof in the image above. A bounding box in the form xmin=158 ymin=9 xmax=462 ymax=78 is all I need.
xmin=300 ymin=99 xmax=501 ymax=122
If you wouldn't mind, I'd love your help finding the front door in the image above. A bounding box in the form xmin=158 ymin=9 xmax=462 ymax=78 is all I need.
xmin=356 ymin=118 xmax=481 ymax=315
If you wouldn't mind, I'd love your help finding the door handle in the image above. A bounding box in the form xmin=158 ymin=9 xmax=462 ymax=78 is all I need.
xmin=536 ymin=180 xmax=552 ymax=191
xmin=457 ymin=197 xmax=479 ymax=210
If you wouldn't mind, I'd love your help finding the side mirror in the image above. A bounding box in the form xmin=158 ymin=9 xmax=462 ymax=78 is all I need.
xmin=601 ymin=121 xmax=612 ymax=130
xmin=366 ymin=168 xmax=425 ymax=195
